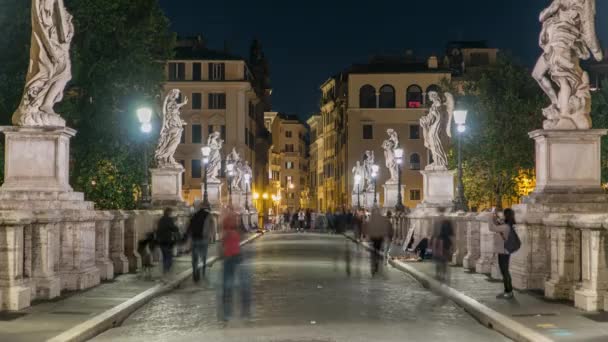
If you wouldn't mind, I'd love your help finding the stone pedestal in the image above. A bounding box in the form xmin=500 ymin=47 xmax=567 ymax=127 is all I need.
xmin=150 ymin=168 xmax=185 ymax=207
xmin=382 ymin=182 xmax=406 ymax=209
xmin=95 ymin=212 xmax=114 ymax=281
xmin=0 ymin=212 xmax=32 ymax=311
xmin=575 ymin=229 xmax=608 ymax=311
xmin=109 ymin=212 xmax=129 ymax=275
xmin=419 ymin=169 xmax=455 ymax=208
xmin=475 ymin=214 xmax=494 ymax=274
xmin=462 ymin=218 xmax=481 ymax=270
xmin=203 ymin=181 xmax=222 ymax=208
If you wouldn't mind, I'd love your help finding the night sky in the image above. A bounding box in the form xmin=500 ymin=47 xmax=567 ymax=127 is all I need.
xmin=159 ymin=0 xmax=608 ymax=120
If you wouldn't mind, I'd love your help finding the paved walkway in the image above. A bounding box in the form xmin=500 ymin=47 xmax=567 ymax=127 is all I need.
xmin=0 ymin=245 xmax=220 ymax=342
xmin=407 ymin=261 xmax=608 ymax=342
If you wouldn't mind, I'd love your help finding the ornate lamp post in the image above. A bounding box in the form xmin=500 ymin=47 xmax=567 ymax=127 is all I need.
xmin=372 ymin=164 xmax=379 ymax=207
xmin=354 ymin=174 xmax=362 ymax=209
xmin=454 ymin=109 xmax=469 ymax=212
xmin=244 ymin=173 xmax=251 ymax=212
xmin=226 ymin=162 xmax=235 ymax=206
xmin=137 ymin=107 xmax=153 ymax=207
xmin=201 ymin=146 xmax=211 ymax=207
xmin=395 ymin=147 xmax=405 ymax=212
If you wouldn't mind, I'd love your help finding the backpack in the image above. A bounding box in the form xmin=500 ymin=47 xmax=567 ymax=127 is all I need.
xmin=504 ymin=224 xmax=521 ymax=254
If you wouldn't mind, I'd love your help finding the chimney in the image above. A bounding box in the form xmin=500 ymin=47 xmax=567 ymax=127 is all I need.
xmin=427 ymin=55 xmax=439 ymax=69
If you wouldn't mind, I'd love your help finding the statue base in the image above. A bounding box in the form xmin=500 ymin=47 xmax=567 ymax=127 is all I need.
xmin=419 ymin=169 xmax=455 ymax=208
xmin=0 ymin=126 xmax=75 ymax=192
xmin=202 ymin=181 xmax=222 ymax=208
xmin=150 ymin=167 xmax=185 ymax=207
xmin=382 ymin=182 xmax=406 ymax=210
xmin=351 ymin=191 xmax=376 ymax=209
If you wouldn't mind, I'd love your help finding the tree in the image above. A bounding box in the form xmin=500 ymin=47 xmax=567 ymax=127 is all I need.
xmin=0 ymin=0 xmax=175 ymax=209
xmin=454 ymin=57 xmax=545 ymax=210
xmin=591 ymin=79 xmax=608 ymax=186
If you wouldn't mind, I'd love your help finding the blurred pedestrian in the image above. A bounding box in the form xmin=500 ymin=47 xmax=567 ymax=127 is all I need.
xmin=156 ymin=208 xmax=180 ymax=275
xmin=384 ymin=211 xmax=395 ymax=266
xmin=491 ymin=208 xmax=520 ymax=299
xmin=364 ymin=208 xmax=390 ymax=276
xmin=298 ymin=209 xmax=306 ymax=232
xmin=432 ymin=218 xmax=454 ymax=283
xmin=185 ymin=204 xmax=215 ymax=282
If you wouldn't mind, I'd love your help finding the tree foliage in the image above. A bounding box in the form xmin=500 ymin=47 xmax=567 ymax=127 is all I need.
xmin=0 ymin=0 xmax=175 ymax=209
xmin=591 ymin=79 xmax=608 ymax=186
xmin=454 ymin=57 xmax=545 ymax=210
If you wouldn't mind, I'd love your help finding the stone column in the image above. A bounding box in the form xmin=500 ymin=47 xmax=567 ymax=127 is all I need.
xmin=475 ymin=213 xmax=494 ymax=274
xmin=462 ymin=217 xmax=480 ymax=270
xmin=123 ymin=211 xmax=142 ymax=273
xmin=545 ymin=222 xmax=580 ymax=301
xmin=0 ymin=211 xmax=32 ymax=311
xmin=29 ymin=216 xmax=61 ymax=300
xmin=451 ymin=214 xmax=469 ymax=266
xmin=109 ymin=211 xmax=129 ymax=275
xmin=575 ymin=226 xmax=608 ymax=311
xmin=95 ymin=211 xmax=114 ymax=280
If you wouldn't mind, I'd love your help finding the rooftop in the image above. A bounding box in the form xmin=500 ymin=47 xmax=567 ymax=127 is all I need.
xmin=173 ymin=35 xmax=244 ymax=61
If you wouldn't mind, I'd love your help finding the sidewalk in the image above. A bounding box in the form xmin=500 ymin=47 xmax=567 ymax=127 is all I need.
xmin=346 ymin=233 xmax=608 ymax=342
xmin=0 ymin=233 xmax=261 ymax=342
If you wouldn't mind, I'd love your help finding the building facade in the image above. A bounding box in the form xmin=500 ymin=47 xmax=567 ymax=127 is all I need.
xmin=163 ymin=37 xmax=271 ymax=204
xmin=267 ymin=113 xmax=309 ymax=212
xmin=315 ymin=42 xmax=498 ymax=210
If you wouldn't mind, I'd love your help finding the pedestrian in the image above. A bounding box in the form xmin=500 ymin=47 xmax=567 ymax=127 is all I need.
xmin=432 ymin=218 xmax=454 ymax=283
xmin=364 ymin=208 xmax=390 ymax=276
xmin=490 ymin=208 xmax=520 ymax=299
xmin=221 ymin=207 xmax=243 ymax=321
xmin=156 ymin=208 xmax=180 ymax=275
xmin=306 ymin=209 xmax=312 ymax=231
xmin=283 ymin=210 xmax=291 ymax=230
xmin=185 ymin=204 xmax=215 ymax=282
xmin=326 ymin=210 xmax=335 ymax=234
xmin=353 ymin=209 xmax=364 ymax=241
xmin=298 ymin=209 xmax=306 ymax=232
xmin=384 ymin=211 xmax=395 ymax=266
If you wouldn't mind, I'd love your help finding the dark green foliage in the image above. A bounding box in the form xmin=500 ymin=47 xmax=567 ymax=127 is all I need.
xmin=591 ymin=79 xmax=608 ymax=185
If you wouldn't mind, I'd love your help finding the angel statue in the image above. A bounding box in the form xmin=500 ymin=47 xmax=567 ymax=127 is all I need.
xmin=155 ymin=89 xmax=188 ymax=169
xmin=239 ymin=161 xmax=253 ymax=192
xmin=226 ymin=148 xmax=243 ymax=192
xmin=206 ymin=132 xmax=224 ymax=183
xmin=533 ymin=0 xmax=603 ymax=130
xmin=363 ymin=150 xmax=375 ymax=192
xmin=382 ymin=129 xmax=400 ymax=183
xmin=420 ymin=91 xmax=454 ymax=170
xmin=351 ymin=161 xmax=365 ymax=194
xmin=13 ymin=0 xmax=75 ymax=127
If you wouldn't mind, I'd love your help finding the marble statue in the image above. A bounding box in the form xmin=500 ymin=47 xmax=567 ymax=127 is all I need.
xmin=420 ymin=91 xmax=453 ymax=170
xmin=226 ymin=148 xmax=242 ymax=191
xmin=155 ymin=89 xmax=188 ymax=169
xmin=533 ymin=0 xmax=603 ymax=130
xmin=13 ymin=0 xmax=74 ymax=127
xmin=351 ymin=161 xmax=365 ymax=194
xmin=239 ymin=161 xmax=253 ymax=192
xmin=206 ymin=132 xmax=223 ymax=183
xmin=382 ymin=129 xmax=399 ymax=183
xmin=363 ymin=150 xmax=375 ymax=192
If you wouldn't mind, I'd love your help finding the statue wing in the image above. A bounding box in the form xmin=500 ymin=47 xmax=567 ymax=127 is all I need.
xmin=444 ymin=92 xmax=455 ymax=138
xmin=582 ymin=0 xmax=603 ymax=61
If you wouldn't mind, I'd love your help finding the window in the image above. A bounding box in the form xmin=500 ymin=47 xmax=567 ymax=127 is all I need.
xmin=209 ymin=93 xmax=226 ymax=109
xmin=245 ymin=128 xmax=249 ymax=146
xmin=379 ymin=85 xmax=395 ymax=108
xmin=409 ymin=125 xmax=421 ymax=139
xmin=191 ymin=124 xmax=202 ymax=143
xmin=208 ymin=63 xmax=225 ymax=80
xmin=168 ymin=62 xmax=185 ymax=81
xmin=192 ymin=63 xmax=202 ymax=81
xmin=180 ymin=129 xmax=186 ymax=144
xmin=359 ymin=85 xmax=376 ymax=108
xmin=272 ymin=171 xmax=279 ymax=180
xmin=285 ymin=131 xmax=293 ymax=138
xmin=192 ymin=93 xmax=202 ymax=109
xmin=470 ymin=52 xmax=490 ymax=67
xmin=363 ymin=124 xmax=373 ymax=140
xmin=248 ymin=102 xmax=255 ymax=119
xmin=208 ymin=125 xmax=214 ymax=136
xmin=221 ymin=125 xmax=226 ymax=140
xmin=249 ymin=131 xmax=255 ymax=149
xmin=285 ymin=144 xmax=294 ymax=153
xmin=410 ymin=153 xmax=421 ymax=170
xmin=179 ymin=160 xmax=185 ymax=184
xmin=406 ymin=85 xmax=423 ymax=108
xmin=410 ymin=190 xmax=421 ymax=201
xmin=191 ymin=160 xmax=202 ymax=179
xmin=289 ymin=193 xmax=295 ymax=200
xmin=286 ymin=161 xmax=294 ymax=169
xmin=426 ymin=84 xmax=441 ymax=105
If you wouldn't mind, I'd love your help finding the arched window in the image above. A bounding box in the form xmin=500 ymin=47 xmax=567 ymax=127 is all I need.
xmin=359 ymin=85 xmax=376 ymax=108
xmin=406 ymin=85 xmax=423 ymax=108
xmin=410 ymin=153 xmax=421 ymax=170
xmin=379 ymin=85 xmax=395 ymax=108
xmin=425 ymin=84 xmax=441 ymax=105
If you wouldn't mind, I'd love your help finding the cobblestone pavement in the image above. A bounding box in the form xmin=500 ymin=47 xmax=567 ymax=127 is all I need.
xmin=92 ymin=233 xmax=509 ymax=342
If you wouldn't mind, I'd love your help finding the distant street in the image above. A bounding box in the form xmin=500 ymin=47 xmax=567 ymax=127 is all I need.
xmin=92 ymin=233 xmax=509 ymax=342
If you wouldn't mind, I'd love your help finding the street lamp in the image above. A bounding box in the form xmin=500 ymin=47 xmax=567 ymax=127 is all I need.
xmin=372 ymin=164 xmax=379 ymax=207
xmin=201 ymin=146 xmax=211 ymax=208
xmin=354 ymin=174 xmax=362 ymax=209
xmin=137 ymin=107 xmax=153 ymax=207
xmin=226 ymin=162 xmax=235 ymax=206
xmin=244 ymin=173 xmax=251 ymax=211
xmin=454 ymin=109 xmax=469 ymax=212
xmin=394 ymin=147 xmax=405 ymax=212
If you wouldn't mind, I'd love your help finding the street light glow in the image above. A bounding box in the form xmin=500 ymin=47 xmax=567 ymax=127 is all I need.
xmin=141 ymin=123 xmax=152 ymax=133
xmin=201 ymin=146 xmax=211 ymax=158
xmin=457 ymin=124 xmax=466 ymax=133
xmin=454 ymin=110 xmax=468 ymax=126
xmin=137 ymin=107 xmax=153 ymax=124
xmin=354 ymin=174 xmax=362 ymax=184
xmin=253 ymin=192 xmax=260 ymax=200
xmin=262 ymin=193 xmax=269 ymax=200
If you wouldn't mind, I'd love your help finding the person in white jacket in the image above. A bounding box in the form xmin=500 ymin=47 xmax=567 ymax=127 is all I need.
xmin=490 ymin=208 xmax=516 ymax=299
